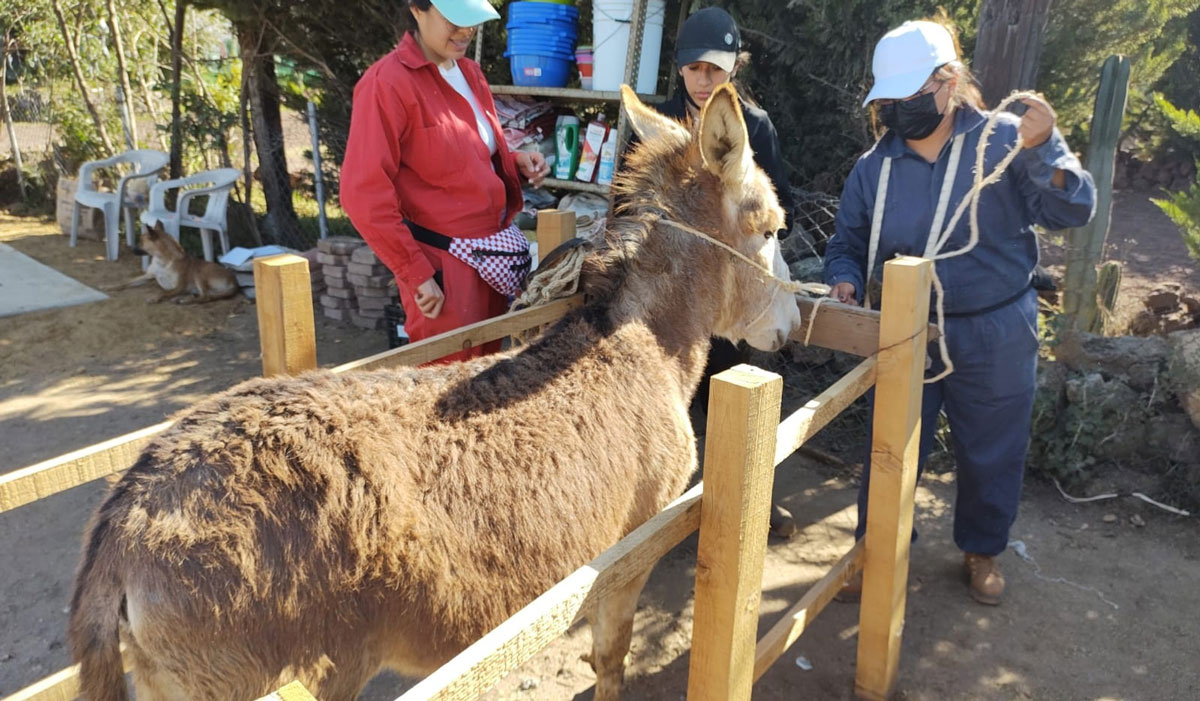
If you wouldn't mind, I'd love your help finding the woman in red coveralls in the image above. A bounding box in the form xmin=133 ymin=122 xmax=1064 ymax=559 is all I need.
xmin=341 ymin=0 xmax=549 ymax=362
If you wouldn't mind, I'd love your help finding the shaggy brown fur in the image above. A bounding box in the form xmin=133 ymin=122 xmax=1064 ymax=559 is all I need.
xmin=68 ymin=86 xmax=799 ymax=701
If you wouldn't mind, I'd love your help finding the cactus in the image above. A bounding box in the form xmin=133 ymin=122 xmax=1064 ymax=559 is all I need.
xmin=1063 ymin=54 xmax=1131 ymax=335
xmin=1095 ymin=260 xmax=1122 ymax=334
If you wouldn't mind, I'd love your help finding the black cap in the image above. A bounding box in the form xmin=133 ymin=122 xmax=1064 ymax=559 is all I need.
xmin=675 ymin=7 xmax=740 ymax=73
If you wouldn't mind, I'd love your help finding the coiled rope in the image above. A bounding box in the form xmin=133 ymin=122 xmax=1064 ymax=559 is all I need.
xmin=922 ymin=90 xmax=1038 ymax=382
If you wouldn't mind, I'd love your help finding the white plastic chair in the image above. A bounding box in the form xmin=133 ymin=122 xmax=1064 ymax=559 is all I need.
xmin=71 ymin=149 xmax=169 ymax=261
xmin=139 ymin=168 xmax=242 ymax=262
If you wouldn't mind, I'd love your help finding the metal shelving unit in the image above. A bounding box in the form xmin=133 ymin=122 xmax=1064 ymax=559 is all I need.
xmin=483 ymin=0 xmax=670 ymax=198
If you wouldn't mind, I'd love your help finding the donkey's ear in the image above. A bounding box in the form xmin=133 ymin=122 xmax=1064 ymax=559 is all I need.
xmin=620 ymin=85 xmax=689 ymax=147
xmin=698 ymin=83 xmax=753 ymax=185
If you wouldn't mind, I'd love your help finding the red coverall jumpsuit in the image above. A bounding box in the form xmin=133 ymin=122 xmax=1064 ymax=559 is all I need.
xmin=341 ymin=32 xmax=526 ymax=362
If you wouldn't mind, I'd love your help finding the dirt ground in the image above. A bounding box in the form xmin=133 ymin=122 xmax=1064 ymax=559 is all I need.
xmin=2 ymin=194 xmax=1199 ymax=700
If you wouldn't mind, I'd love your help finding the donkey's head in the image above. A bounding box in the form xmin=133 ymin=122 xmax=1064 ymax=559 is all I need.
xmin=616 ymin=84 xmax=800 ymax=352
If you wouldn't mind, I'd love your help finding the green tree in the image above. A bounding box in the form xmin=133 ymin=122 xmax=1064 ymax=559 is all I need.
xmin=1039 ymin=0 xmax=1200 ymax=145
xmin=1152 ymin=96 xmax=1200 ymax=261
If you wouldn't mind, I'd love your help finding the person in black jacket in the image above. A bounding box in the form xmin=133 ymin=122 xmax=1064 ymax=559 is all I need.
xmin=652 ymin=7 xmax=796 ymax=236
xmin=653 ymin=7 xmax=798 ymax=537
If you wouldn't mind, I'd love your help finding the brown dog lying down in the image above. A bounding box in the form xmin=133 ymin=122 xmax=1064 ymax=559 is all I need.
xmin=106 ymin=222 xmax=239 ymax=304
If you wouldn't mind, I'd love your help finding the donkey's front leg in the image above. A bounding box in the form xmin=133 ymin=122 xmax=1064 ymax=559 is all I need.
xmin=589 ymin=568 xmax=653 ymax=701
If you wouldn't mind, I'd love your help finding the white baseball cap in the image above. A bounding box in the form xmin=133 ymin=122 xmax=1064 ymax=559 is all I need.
xmin=430 ymin=0 xmax=500 ymax=27
xmin=862 ymin=21 xmax=958 ymax=107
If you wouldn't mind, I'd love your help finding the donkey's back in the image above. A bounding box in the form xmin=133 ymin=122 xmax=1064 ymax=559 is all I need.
xmin=69 ymin=314 xmax=696 ymax=701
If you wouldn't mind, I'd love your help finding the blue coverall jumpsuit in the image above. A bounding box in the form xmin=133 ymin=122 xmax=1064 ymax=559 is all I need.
xmin=824 ymin=106 xmax=1096 ymax=556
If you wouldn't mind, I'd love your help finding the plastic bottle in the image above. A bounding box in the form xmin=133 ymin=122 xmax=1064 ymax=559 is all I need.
xmin=553 ymin=115 xmax=581 ymax=180
xmin=595 ymin=130 xmax=618 ymax=186
xmin=575 ymin=114 xmax=609 ymax=183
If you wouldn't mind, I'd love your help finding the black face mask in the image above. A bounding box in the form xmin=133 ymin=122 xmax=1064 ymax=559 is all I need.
xmin=878 ymin=91 xmax=944 ymax=141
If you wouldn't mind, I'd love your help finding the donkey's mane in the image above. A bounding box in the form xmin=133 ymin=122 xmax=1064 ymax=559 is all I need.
xmin=574 ymin=125 xmax=698 ymax=302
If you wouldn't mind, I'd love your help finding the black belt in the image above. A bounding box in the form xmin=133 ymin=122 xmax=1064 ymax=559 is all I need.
xmin=404 ymin=219 xmax=453 ymax=250
xmin=943 ymin=284 xmax=1032 ymax=318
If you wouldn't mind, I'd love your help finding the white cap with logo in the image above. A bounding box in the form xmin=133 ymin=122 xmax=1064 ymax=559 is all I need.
xmin=862 ymin=21 xmax=958 ymax=107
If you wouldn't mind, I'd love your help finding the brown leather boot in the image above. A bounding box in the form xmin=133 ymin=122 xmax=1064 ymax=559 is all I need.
xmin=964 ymin=553 xmax=1005 ymax=605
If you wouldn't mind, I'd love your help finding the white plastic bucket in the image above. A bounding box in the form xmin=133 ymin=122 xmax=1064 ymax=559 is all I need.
xmin=592 ymin=0 xmax=665 ymax=94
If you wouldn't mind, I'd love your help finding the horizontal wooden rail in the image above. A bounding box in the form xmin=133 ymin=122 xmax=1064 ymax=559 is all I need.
xmin=0 ymin=422 xmax=172 ymax=514
xmin=1 ymin=664 xmax=83 ymax=701
xmin=2 ymin=646 xmax=132 ymax=701
xmin=773 ymin=356 xmax=876 ymax=468
xmin=0 ymin=297 xmax=585 ymax=515
xmin=397 ymin=482 xmax=704 ymax=701
xmin=334 ymin=295 xmax=585 ymax=373
xmin=793 ymin=297 xmax=938 ymax=358
xmin=753 ymin=537 xmax=865 ymax=682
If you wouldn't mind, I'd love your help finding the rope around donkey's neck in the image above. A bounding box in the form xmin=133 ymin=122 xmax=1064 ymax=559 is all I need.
xmin=509 ymin=216 xmax=830 ymax=344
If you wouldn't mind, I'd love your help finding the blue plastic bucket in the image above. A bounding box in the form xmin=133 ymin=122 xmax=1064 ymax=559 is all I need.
xmin=507 ymin=53 xmax=571 ymax=87
xmin=509 ymin=1 xmax=579 ymax=19
xmin=508 ymin=38 xmax=576 ymax=54
xmin=507 ymin=27 xmax=577 ymax=56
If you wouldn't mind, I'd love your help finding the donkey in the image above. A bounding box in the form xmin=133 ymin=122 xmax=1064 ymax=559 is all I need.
xmin=68 ymin=84 xmax=801 ymax=701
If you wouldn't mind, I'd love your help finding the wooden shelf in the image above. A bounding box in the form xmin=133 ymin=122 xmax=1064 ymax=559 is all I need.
xmin=492 ymin=85 xmax=665 ymax=104
xmin=541 ymin=177 xmax=610 ymax=195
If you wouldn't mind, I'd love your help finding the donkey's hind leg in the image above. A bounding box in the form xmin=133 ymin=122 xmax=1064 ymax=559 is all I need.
xmin=589 ymin=568 xmax=653 ymax=701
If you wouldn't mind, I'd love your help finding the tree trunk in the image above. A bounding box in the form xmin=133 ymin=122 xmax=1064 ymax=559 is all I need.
xmin=972 ymin=0 xmax=1053 ymax=108
xmin=50 ymin=0 xmax=116 ymax=156
xmin=1 ymin=36 xmax=26 ymax=198
xmin=130 ymin=29 xmax=170 ymax=150
xmin=236 ymin=21 xmax=301 ymax=247
xmin=238 ymin=63 xmax=263 ymax=247
xmin=169 ymin=0 xmax=186 ymax=178
xmin=105 ymin=0 xmax=140 ymax=148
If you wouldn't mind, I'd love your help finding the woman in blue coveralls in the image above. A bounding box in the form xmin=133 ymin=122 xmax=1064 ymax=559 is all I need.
xmin=824 ymin=19 xmax=1095 ymax=605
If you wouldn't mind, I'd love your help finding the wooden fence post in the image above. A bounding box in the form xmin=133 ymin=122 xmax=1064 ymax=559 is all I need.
xmin=254 ymin=254 xmax=317 ymax=377
xmin=256 ymin=680 xmax=320 ymax=701
xmin=855 ymin=257 xmax=932 ymax=700
xmin=536 ymin=209 xmax=575 ymax=265
xmin=687 ymin=365 xmax=783 ymax=701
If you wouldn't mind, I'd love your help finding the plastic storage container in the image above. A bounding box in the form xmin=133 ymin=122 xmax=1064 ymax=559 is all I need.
xmin=507 ymin=1 xmax=579 ymax=88
xmin=592 ymin=0 xmax=665 ymax=94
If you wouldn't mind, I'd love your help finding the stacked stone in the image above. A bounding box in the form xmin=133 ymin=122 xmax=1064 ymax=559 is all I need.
xmin=317 ymin=236 xmax=363 ymax=321
xmin=347 ymin=246 xmax=399 ymax=330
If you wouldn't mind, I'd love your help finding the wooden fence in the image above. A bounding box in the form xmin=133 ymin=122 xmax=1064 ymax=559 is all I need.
xmin=1 ymin=210 xmax=932 ymax=701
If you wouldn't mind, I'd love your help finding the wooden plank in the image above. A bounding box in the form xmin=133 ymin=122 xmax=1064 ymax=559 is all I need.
xmin=254 ymin=254 xmax=318 ymax=377
xmin=489 ymin=85 xmax=666 ymax=104
xmin=687 ymin=366 xmax=783 ymax=701
xmin=256 ymin=680 xmax=320 ymax=701
xmin=539 ymin=178 xmax=610 ymax=196
xmin=535 ymin=210 xmax=576 ymax=264
xmin=3 ymin=647 xmax=132 ymax=701
xmin=855 ymin=257 xmax=932 ymax=701
xmin=0 ymin=421 xmax=172 ymax=513
xmin=792 ymin=297 xmax=939 ymax=358
xmin=753 ymin=538 xmax=866 ymax=681
xmin=333 ymin=295 xmax=584 ymax=373
xmin=774 ymin=357 xmax=876 ymax=467
xmin=1 ymin=664 xmax=82 ymax=701
xmin=399 ymin=482 xmax=704 ymax=701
